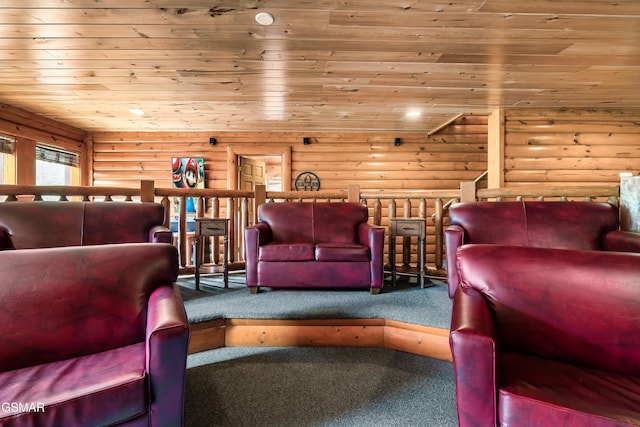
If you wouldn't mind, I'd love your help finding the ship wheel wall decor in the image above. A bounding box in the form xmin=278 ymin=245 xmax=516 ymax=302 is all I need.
xmin=294 ymin=172 xmax=321 ymax=191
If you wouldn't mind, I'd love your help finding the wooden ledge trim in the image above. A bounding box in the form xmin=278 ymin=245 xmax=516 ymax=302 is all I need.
xmin=188 ymin=318 xmax=452 ymax=361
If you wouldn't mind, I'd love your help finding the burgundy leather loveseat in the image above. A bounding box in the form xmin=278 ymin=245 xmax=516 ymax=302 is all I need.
xmin=0 ymin=243 xmax=190 ymax=427
xmin=445 ymin=201 xmax=640 ymax=297
xmin=450 ymin=244 xmax=640 ymax=427
xmin=244 ymin=202 xmax=385 ymax=294
xmin=0 ymin=201 xmax=172 ymax=249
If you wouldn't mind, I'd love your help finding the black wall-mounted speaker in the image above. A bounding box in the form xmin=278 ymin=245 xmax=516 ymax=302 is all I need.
xmin=209 ymin=137 xmax=217 ymax=145
xmin=394 ymin=137 xmax=401 ymax=146
xmin=303 ymin=137 xmax=311 ymax=145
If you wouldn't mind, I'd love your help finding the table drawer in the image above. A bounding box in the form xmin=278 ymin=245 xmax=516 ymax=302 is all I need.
xmin=195 ymin=219 xmax=229 ymax=235
xmin=392 ymin=219 xmax=425 ymax=237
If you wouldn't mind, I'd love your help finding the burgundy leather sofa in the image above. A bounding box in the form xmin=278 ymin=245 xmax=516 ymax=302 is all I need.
xmin=445 ymin=201 xmax=640 ymax=297
xmin=244 ymin=202 xmax=385 ymax=294
xmin=450 ymin=244 xmax=640 ymax=427
xmin=0 ymin=201 xmax=172 ymax=249
xmin=0 ymin=243 xmax=190 ymax=427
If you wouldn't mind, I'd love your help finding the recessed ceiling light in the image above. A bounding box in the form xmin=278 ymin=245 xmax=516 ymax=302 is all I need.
xmin=255 ymin=12 xmax=275 ymax=26
xmin=128 ymin=108 xmax=145 ymax=116
xmin=406 ymin=110 xmax=421 ymax=119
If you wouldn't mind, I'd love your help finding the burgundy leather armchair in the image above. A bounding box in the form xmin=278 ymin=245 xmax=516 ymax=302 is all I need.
xmin=244 ymin=202 xmax=385 ymax=294
xmin=445 ymin=201 xmax=640 ymax=297
xmin=0 ymin=243 xmax=190 ymax=427
xmin=0 ymin=201 xmax=172 ymax=249
xmin=450 ymin=244 xmax=640 ymax=427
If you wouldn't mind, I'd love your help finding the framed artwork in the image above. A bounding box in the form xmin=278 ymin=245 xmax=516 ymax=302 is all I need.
xmin=171 ymin=157 xmax=205 ymax=213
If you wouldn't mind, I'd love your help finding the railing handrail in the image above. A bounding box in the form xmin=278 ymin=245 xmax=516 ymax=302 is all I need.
xmin=265 ymin=190 xmax=349 ymax=201
xmin=477 ymin=185 xmax=620 ymax=201
xmin=0 ymin=184 xmax=140 ymax=200
xmin=155 ymin=187 xmax=255 ymax=199
xmin=360 ymin=190 xmax=459 ymax=199
xmin=0 ymin=183 xmax=620 ymax=205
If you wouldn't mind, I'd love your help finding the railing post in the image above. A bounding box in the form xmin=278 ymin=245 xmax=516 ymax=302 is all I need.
xmin=388 ymin=198 xmax=396 ymax=269
xmin=161 ymin=196 xmax=171 ymax=228
xmin=212 ymin=197 xmax=220 ymax=264
xmin=240 ymin=197 xmax=249 ymax=262
xmin=178 ymin=196 xmax=188 ymax=268
xmin=419 ymin=198 xmax=427 ymax=272
xmin=348 ymin=184 xmax=360 ymax=203
xmin=403 ymin=198 xmax=411 ymax=266
xmin=460 ymin=181 xmax=477 ymax=203
xmin=140 ymin=180 xmax=155 ymax=202
xmin=197 ymin=197 xmax=205 ymax=217
xmin=434 ymin=198 xmax=444 ymax=269
xmin=228 ymin=197 xmax=236 ymax=263
xmin=373 ymin=198 xmax=382 ymax=225
xmin=254 ymin=184 xmax=266 ymax=223
xmin=196 ymin=196 xmax=207 ymax=264
xmin=419 ymin=198 xmax=427 ymax=219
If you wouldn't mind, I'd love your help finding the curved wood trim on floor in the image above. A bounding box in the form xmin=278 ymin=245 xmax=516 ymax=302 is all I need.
xmin=188 ymin=318 xmax=452 ymax=361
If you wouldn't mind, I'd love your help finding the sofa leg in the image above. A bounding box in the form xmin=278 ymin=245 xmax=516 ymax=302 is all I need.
xmin=370 ymin=288 xmax=381 ymax=295
xmin=249 ymin=287 xmax=259 ymax=294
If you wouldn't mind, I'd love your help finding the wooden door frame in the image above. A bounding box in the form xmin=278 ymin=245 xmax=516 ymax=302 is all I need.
xmin=226 ymin=145 xmax=291 ymax=191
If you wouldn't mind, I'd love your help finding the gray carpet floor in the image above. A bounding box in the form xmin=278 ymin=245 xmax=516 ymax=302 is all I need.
xmin=186 ymin=347 xmax=457 ymax=427
xmin=179 ymin=272 xmax=452 ymax=329
xmin=181 ymin=273 xmax=457 ymax=427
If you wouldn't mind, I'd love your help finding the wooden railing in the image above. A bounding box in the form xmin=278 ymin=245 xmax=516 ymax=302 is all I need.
xmin=359 ymin=190 xmax=459 ymax=273
xmin=0 ymin=180 xmax=622 ymax=277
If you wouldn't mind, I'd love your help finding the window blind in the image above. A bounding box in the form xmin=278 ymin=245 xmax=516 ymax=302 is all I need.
xmin=0 ymin=135 xmax=15 ymax=154
xmin=36 ymin=145 xmax=79 ymax=168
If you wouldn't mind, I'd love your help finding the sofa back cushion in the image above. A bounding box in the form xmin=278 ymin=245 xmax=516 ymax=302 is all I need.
xmin=257 ymin=202 xmax=369 ymax=245
xmin=449 ymin=201 xmax=618 ymax=250
xmin=258 ymin=203 xmax=314 ymax=243
xmin=0 ymin=201 xmax=167 ymax=249
xmin=313 ymin=203 xmax=368 ymax=244
xmin=457 ymin=244 xmax=640 ymax=375
xmin=83 ymin=202 xmax=166 ymax=245
xmin=524 ymin=201 xmax=618 ymax=249
xmin=449 ymin=202 xmax=528 ymax=245
xmin=0 ymin=202 xmax=85 ymax=248
xmin=0 ymin=243 xmax=179 ymax=371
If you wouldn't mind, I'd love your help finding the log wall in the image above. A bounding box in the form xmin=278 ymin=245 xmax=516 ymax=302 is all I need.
xmin=89 ymin=115 xmax=488 ymax=192
xmin=504 ymin=109 xmax=640 ymax=188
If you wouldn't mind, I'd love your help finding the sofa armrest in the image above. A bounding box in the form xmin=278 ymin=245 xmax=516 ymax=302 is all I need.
xmin=358 ymin=223 xmax=386 ymax=288
xmin=450 ymin=287 xmax=498 ymax=427
xmin=445 ymin=224 xmax=465 ymax=298
xmin=604 ymin=230 xmax=640 ymax=253
xmin=149 ymin=224 xmax=173 ymax=244
xmin=146 ymin=284 xmax=190 ymax=427
xmin=244 ymin=223 xmax=271 ymax=287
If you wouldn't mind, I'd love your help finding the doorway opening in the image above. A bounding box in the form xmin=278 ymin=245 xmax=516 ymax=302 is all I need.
xmin=238 ymin=155 xmax=282 ymax=191
xmin=226 ymin=145 xmax=292 ymax=192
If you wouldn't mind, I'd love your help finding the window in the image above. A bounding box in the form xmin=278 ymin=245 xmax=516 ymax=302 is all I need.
xmin=36 ymin=145 xmax=80 ymax=199
xmin=0 ymin=135 xmax=15 ymax=184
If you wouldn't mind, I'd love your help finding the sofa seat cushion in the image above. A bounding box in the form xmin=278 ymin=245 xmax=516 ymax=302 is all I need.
xmin=0 ymin=343 xmax=147 ymax=427
xmin=259 ymin=243 xmax=315 ymax=261
xmin=499 ymin=352 xmax=640 ymax=427
xmin=315 ymin=243 xmax=370 ymax=262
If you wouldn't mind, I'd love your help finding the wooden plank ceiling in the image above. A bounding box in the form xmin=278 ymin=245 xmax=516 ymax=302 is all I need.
xmin=1 ymin=0 xmax=639 ymax=133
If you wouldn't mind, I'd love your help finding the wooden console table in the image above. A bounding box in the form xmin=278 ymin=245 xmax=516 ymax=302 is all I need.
xmin=194 ymin=218 xmax=230 ymax=291
xmin=389 ymin=218 xmax=427 ymax=288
